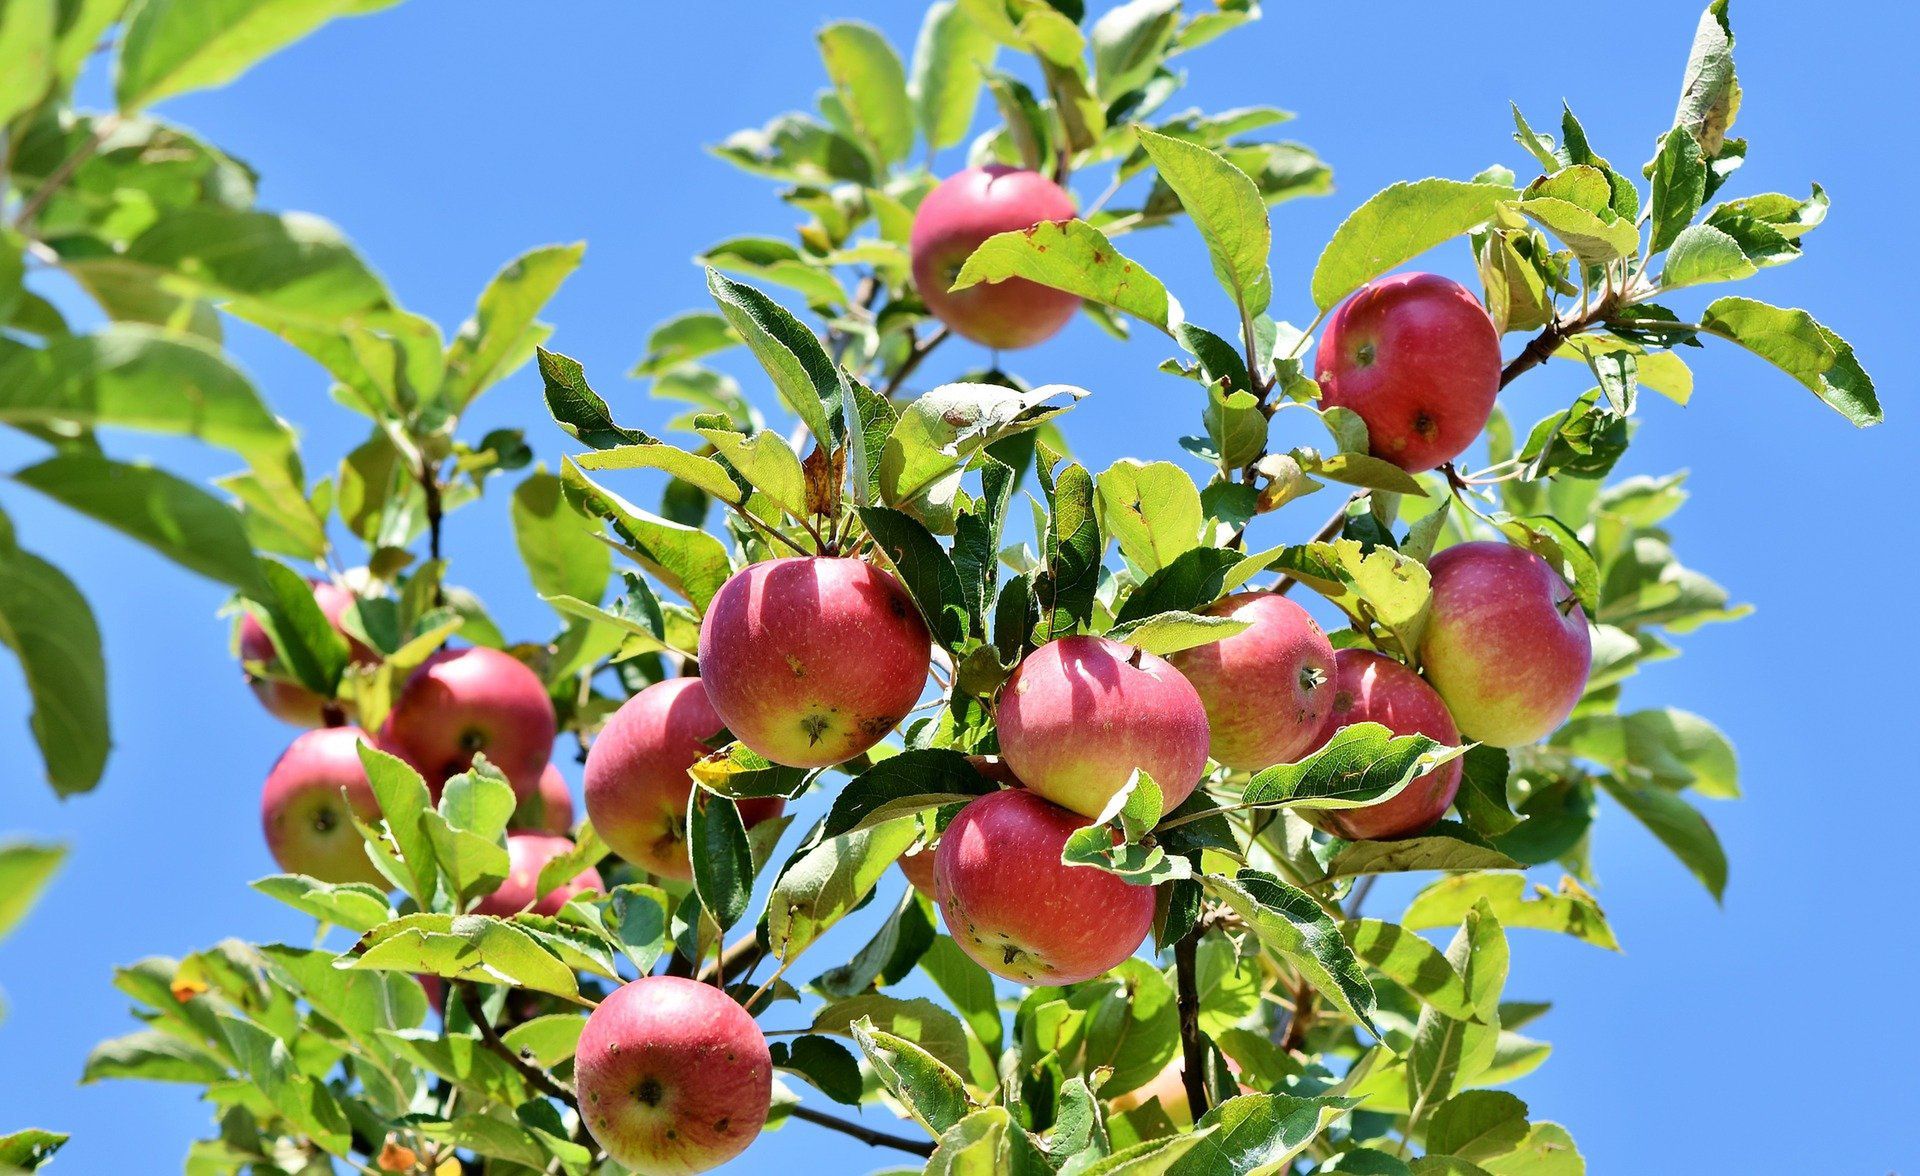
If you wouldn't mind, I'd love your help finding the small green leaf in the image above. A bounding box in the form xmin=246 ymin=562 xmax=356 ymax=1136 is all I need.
xmin=770 ymin=1034 xmax=865 ymax=1105
xmin=850 ymin=1016 xmax=973 ymax=1137
xmin=249 ymin=875 xmax=392 ymax=933
xmin=1104 ymin=610 xmax=1249 ymax=657
xmin=0 ymin=840 xmax=64 ymax=940
xmin=1311 ymin=180 xmax=1513 ymax=311
xmin=116 ymin=0 xmax=402 ymax=109
xmin=819 ymin=20 xmax=914 ymax=164
xmin=707 ymin=268 xmax=840 ymax=442
xmin=953 ymin=218 xmax=1181 ymax=334
xmin=1403 ymin=874 xmax=1618 ymax=951
xmin=538 ymin=348 xmax=649 ymax=449
xmin=0 ymin=538 xmax=106 ymax=797
xmin=444 ymin=242 xmax=583 ymax=409
xmin=689 ymin=791 xmax=754 ymax=930
xmin=1698 ymin=297 xmax=1880 ymax=426
xmin=1203 ymin=870 xmax=1376 ymax=1030
xmin=1096 ymin=460 xmax=1202 ymax=574
xmin=910 ymin=1 xmax=999 ymax=151
xmin=1136 ymin=126 xmax=1271 ymax=316
xmin=512 ymin=469 xmax=613 ymax=609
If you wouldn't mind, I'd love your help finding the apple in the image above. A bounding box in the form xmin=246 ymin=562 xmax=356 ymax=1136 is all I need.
xmin=897 ymin=841 xmax=938 ymax=899
xmin=1314 ymin=272 xmax=1502 ymax=473
xmin=1419 ymin=541 xmax=1592 ymax=747
xmin=473 ymin=833 xmax=604 ymax=918
xmin=910 ymin=165 xmax=1080 ymax=349
xmin=575 ymin=975 xmax=772 ymax=1175
xmin=934 ymin=788 xmax=1156 ymax=985
xmin=381 ymin=647 xmax=557 ymax=798
xmin=697 ymin=557 xmax=931 ymax=769
xmin=260 ymin=726 xmax=386 ymax=887
xmin=513 ymin=763 xmax=576 ymax=835
xmin=585 ymin=677 xmax=786 ymax=880
xmin=1108 ymin=1057 xmax=1251 ymax=1126
xmin=238 ymin=580 xmax=372 ymax=726
xmin=1306 ymin=649 xmax=1462 ymax=841
xmin=1169 ymin=592 xmax=1337 ymax=772
xmin=994 ymin=635 xmax=1210 ymax=818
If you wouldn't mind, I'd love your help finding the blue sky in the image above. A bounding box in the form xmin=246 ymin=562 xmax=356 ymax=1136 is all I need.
xmin=2 ymin=1 xmax=1915 ymax=1171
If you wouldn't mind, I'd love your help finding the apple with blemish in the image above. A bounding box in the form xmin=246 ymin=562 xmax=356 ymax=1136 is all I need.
xmin=473 ymin=832 xmax=603 ymax=918
xmin=380 ymin=647 xmax=557 ymax=798
xmin=1419 ymin=541 xmax=1593 ymax=748
xmin=238 ymin=580 xmax=374 ymax=726
xmin=910 ymin=165 xmax=1080 ymax=349
xmin=1306 ymin=649 xmax=1462 ymax=841
xmin=697 ymin=557 xmax=931 ymax=769
xmin=934 ymin=787 xmax=1155 ymax=985
xmin=1315 ymin=272 xmax=1502 ymax=473
xmin=1169 ymin=592 xmax=1336 ymax=771
xmin=995 ymin=635 xmax=1210 ymax=818
xmin=260 ymin=727 xmax=385 ymax=887
xmin=585 ymin=677 xmax=786 ymax=879
xmin=896 ymin=757 xmax=1012 ymax=897
xmin=575 ymin=975 xmax=772 ymax=1175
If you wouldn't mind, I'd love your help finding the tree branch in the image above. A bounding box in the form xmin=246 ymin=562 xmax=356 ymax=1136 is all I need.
xmin=456 ymin=982 xmax=576 ymax=1105
xmin=697 ymin=933 xmax=764 ymax=987
xmin=787 ymin=1104 xmax=935 ymax=1157
xmin=11 ymin=113 xmax=118 ymax=231
xmin=1173 ymin=929 xmax=1212 ymax=1121
xmin=882 ymin=325 xmax=950 ymax=398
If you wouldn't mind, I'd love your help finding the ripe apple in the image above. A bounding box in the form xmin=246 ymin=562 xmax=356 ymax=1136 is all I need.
xmin=381 ymin=647 xmax=557 ymax=798
xmin=1306 ymin=649 xmax=1462 ymax=841
xmin=585 ymin=677 xmax=786 ymax=880
xmin=1108 ymin=1057 xmax=1251 ymax=1125
xmin=260 ymin=726 xmax=386 ymax=887
xmin=910 ymin=165 xmax=1080 ymax=349
xmin=897 ymin=841 xmax=938 ymax=899
xmin=513 ymin=763 xmax=575 ymax=835
xmin=575 ymin=975 xmax=772 ymax=1175
xmin=238 ymin=580 xmax=372 ymax=726
xmin=995 ymin=635 xmax=1210 ymax=818
xmin=473 ymin=832 xmax=604 ymax=918
xmin=1314 ymin=272 xmax=1502 ymax=473
xmin=1419 ymin=541 xmax=1593 ymax=748
xmin=1169 ymin=592 xmax=1336 ymax=772
xmin=697 ymin=557 xmax=931 ymax=769
xmin=934 ymin=788 xmax=1156 ymax=985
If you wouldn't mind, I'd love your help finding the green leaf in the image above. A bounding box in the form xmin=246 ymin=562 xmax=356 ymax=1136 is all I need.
xmin=248 ymin=558 xmax=350 ymax=694
xmin=1115 ymin=545 xmax=1244 ymax=623
xmin=559 ymin=458 xmax=734 ymax=611
xmin=82 ymin=1028 xmax=228 ymax=1084
xmin=0 ymin=1128 xmax=67 ymax=1171
xmin=1096 ymin=460 xmax=1202 ymax=574
xmin=538 ymin=347 xmax=649 ymax=449
xmin=632 ymin=311 xmax=739 ymax=376
xmin=1403 ymin=874 xmax=1618 ymax=951
xmin=1035 ymin=455 xmax=1103 ymax=639
xmin=1660 ymin=223 xmax=1755 ymax=288
xmin=512 ymin=469 xmax=612 ymax=610
xmin=1311 ymin=180 xmax=1512 ymax=311
xmin=1407 ymin=902 xmax=1507 ymax=1112
xmin=358 ymin=742 xmax=437 ymax=907
xmin=1512 ymin=198 xmax=1639 ymax=262
xmin=0 ymin=535 xmax=108 ymax=796
xmin=116 ymin=0 xmax=403 ymax=109
xmin=0 ymin=840 xmax=64 ymax=941
xmin=770 ymin=1034 xmax=865 ymax=1105
xmin=1425 ymin=1091 xmax=1530 ymax=1164
xmin=249 ymin=875 xmax=391 ymax=933
xmin=881 ymin=382 xmax=1086 ymax=523
xmin=1104 ymin=610 xmax=1249 ymax=657
xmin=351 ymin=913 xmax=582 ymax=1000
xmin=443 ymin=242 xmax=584 ymax=410
xmin=850 ymin=1017 xmax=973 ymax=1137
xmin=1342 ymin=918 xmax=1477 ymax=1021
xmin=689 ymin=791 xmax=754 ymax=929
xmin=911 ymin=1 xmax=998 ymax=151
xmin=860 ymin=506 xmax=970 ymax=649
xmin=952 ymin=219 xmax=1181 ymax=334
xmin=1707 ymin=185 xmax=1828 ymax=242
xmin=604 ymin=883 xmax=671 ymax=973
xmin=707 ymin=267 xmax=840 ymax=443
xmin=1026 ymin=956 xmax=1178 ymax=1097
xmin=1083 ymin=1129 xmax=1216 ymax=1175
xmin=819 ymin=20 xmax=914 ymax=164
xmin=1136 ymin=126 xmax=1271 ymax=316
xmin=1169 ymin=1093 xmax=1358 ymax=1175
xmin=1698 ymin=296 xmax=1880 ymax=426
xmin=1323 ymin=824 xmax=1521 ymax=879
xmin=1229 ymin=722 xmax=1457 ymax=814
xmin=814 ymin=993 xmax=972 ymax=1078
xmin=1480 ymin=1122 xmax=1585 ymax=1176
xmin=823 ymin=749 xmax=996 ymax=836
xmin=575 ymin=441 xmax=742 ymax=507
xmin=767 ymin=819 xmax=919 ymax=963
xmin=1671 ymin=0 xmax=1740 ymax=157
xmin=0 ymin=0 xmax=55 ymax=126
xmin=1597 ymin=774 xmax=1727 ymax=901
xmin=1203 ymin=870 xmax=1376 ymax=1030
xmin=1647 ymin=128 xmax=1706 ymax=255
xmin=1092 ymin=0 xmax=1180 ymax=100
xmin=697 ymin=428 xmax=806 ymax=517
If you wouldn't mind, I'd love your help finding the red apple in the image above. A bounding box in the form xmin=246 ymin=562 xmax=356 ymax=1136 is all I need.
xmin=473 ymin=832 xmax=603 ymax=918
xmin=575 ymin=975 xmax=771 ymax=1174
xmin=1314 ymin=272 xmax=1502 ymax=473
xmin=238 ymin=580 xmax=372 ymax=726
xmin=934 ymin=788 xmax=1156 ymax=985
xmin=585 ymin=677 xmax=786 ymax=880
xmin=512 ymin=763 xmax=576 ymax=835
xmin=381 ymin=647 xmax=557 ymax=798
xmin=898 ymin=842 xmax=938 ymax=899
xmin=1307 ymin=650 xmax=1462 ymax=841
xmin=995 ymin=635 xmax=1210 ymax=818
xmin=910 ymin=165 xmax=1079 ymax=349
xmin=260 ymin=727 xmax=385 ymax=887
xmin=697 ymin=557 xmax=931 ymax=769
xmin=1169 ymin=592 xmax=1336 ymax=772
xmin=1419 ymin=541 xmax=1592 ymax=747
xmin=1108 ymin=1057 xmax=1251 ymax=1125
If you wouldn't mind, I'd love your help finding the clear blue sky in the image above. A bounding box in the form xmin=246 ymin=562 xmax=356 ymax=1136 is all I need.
xmin=3 ymin=1 xmax=1914 ymax=1171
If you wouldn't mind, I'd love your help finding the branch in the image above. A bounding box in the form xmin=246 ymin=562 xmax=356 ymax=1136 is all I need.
xmin=787 ymin=1104 xmax=935 ymax=1157
xmin=456 ymin=981 xmax=576 ymax=1105
xmin=11 ymin=114 xmax=119 ymax=231
xmin=1173 ymin=929 xmax=1212 ymax=1120
xmin=1271 ymin=495 xmax=1358 ymax=596
xmin=697 ymin=933 xmax=764 ymax=987
xmin=882 ymin=325 xmax=950 ymax=398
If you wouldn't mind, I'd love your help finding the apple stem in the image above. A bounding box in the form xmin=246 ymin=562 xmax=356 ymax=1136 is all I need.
xmin=787 ymin=1104 xmax=935 ymax=1157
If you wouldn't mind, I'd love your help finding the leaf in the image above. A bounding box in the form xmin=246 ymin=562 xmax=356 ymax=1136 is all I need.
xmin=604 ymin=883 xmax=671 ymax=973
xmin=1647 ymin=129 xmax=1706 ymax=255
xmin=512 ymin=469 xmax=612 ymax=609
xmin=443 ymin=242 xmax=584 ymax=409
xmin=1096 ymin=460 xmax=1202 ymax=574
xmin=1660 ymin=223 xmax=1755 ymax=288
xmin=358 ymin=743 xmax=437 ymax=907
xmin=880 ymin=382 xmax=1087 ymax=520
xmin=1311 ymin=180 xmax=1513 ymax=311
xmin=633 ymin=311 xmax=739 ymax=376
xmin=707 ymin=268 xmax=840 ymax=442
xmin=1403 ymin=874 xmax=1618 ymax=951
xmin=1481 ymin=1122 xmax=1585 ymax=1176
xmin=911 ymin=1 xmax=998 ymax=151
xmin=1512 ymin=198 xmax=1639 ymax=262
xmin=1203 ymin=870 xmax=1376 ymax=1030
xmin=767 ymin=819 xmax=919 ymax=963
xmin=538 ymin=347 xmax=649 ymax=449
xmin=952 ymin=219 xmax=1181 ymax=334
xmin=249 ymin=558 xmax=350 ymax=694
xmin=0 ymin=0 xmax=55 ymax=126
xmin=0 ymin=535 xmax=108 ymax=796
xmin=1115 ymin=546 xmax=1244 ymax=623
xmin=1169 ymin=1093 xmax=1358 ymax=1174
xmin=352 ymin=913 xmax=582 ymax=1000
xmin=1597 ymin=775 xmax=1727 ymax=901
xmin=1026 ymin=957 xmax=1179 ymax=1097
xmin=0 ymin=841 xmax=64 ymax=941
xmin=1342 ymin=919 xmax=1477 ymax=1021
xmin=1136 ymin=126 xmax=1271 ymax=315
xmin=1672 ymin=0 xmax=1740 ymax=157
xmin=1698 ymin=297 xmax=1880 ymax=426
xmin=575 ymin=441 xmax=742 ymax=507
xmin=824 ymin=749 xmax=996 ymax=836
xmin=698 ymin=427 xmax=806 ymax=517
xmin=1232 ymin=722 xmax=1457 ymax=813
xmin=851 ymin=1017 xmax=973 ymax=1136
xmin=1323 ymin=824 xmax=1521 ymax=878
xmin=1105 ymin=611 xmax=1249 ymax=657
xmin=1091 ymin=0 xmax=1180 ymax=100
xmin=859 ymin=504 xmax=969 ymax=649
xmin=0 ymin=1128 xmax=67 ymax=1171
xmin=1425 ymin=1091 xmax=1530 ymax=1164
xmin=249 ymin=875 xmax=391 ymax=933
xmin=116 ymin=0 xmax=403 ymax=109
xmin=559 ymin=459 xmax=734 ymax=610
xmin=818 ymin=19 xmax=914 ymax=165
xmin=770 ymin=1034 xmax=865 ymax=1105
xmin=814 ymin=994 xmax=971 ymax=1078
xmin=689 ymin=791 xmax=754 ymax=929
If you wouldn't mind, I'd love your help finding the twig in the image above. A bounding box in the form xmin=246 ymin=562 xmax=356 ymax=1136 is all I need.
xmin=882 ymin=325 xmax=950 ymax=398
xmin=697 ymin=933 xmax=765 ymax=986
xmin=11 ymin=113 xmax=119 ymax=231
xmin=456 ymin=982 xmax=576 ymax=1105
xmin=787 ymin=1104 xmax=935 ymax=1157
xmin=1270 ymin=495 xmax=1359 ymax=596
xmin=1173 ymin=929 xmax=1212 ymax=1120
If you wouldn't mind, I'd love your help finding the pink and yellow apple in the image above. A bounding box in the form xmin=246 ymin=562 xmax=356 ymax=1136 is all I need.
xmin=584 ymin=677 xmax=786 ymax=880
xmin=995 ymin=635 xmax=1210 ymax=817
xmin=910 ymin=165 xmax=1079 ymax=349
xmin=238 ymin=580 xmax=373 ymax=727
xmin=260 ymin=726 xmax=386 ymax=887
xmin=381 ymin=647 xmax=557 ymax=799
xmin=934 ymin=787 xmax=1156 ymax=985
xmin=1419 ymin=541 xmax=1592 ymax=747
xmin=1315 ymin=272 xmax=1502 ymax=473
xmin=473 ymin=832 xmax=603 ymax=918
xmin=575 ymin=975 xmax=772 ymax=1175
xmin=1169 ymin=592 xmax=1336 ymax=772
xmin=512 ymin=763 xmax=576 ymax=835
xmin=1306 ymin=649 xmax=1462 ymax=841
xmin=697 ymin=557 xmax=930 ymax=769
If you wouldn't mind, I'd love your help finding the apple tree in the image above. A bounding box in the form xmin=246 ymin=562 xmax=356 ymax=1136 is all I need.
xmin=0 ymin=0 xmax=1883 ymax=1173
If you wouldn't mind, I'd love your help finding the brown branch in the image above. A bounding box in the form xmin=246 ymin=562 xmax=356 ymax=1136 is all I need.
xmin=456 ymin=982 xmax=576 ymax=1105
xmin=882 ymin=325 xmax=950 ymax=398
xmin=11 ymin=113 xmax=118 ymax=231
xmin=788 ymin=1104 xmax=935 ymax=1157
xmin=1173 ymin=929 xmax=1212 ymax=1120
xmin=697 ymin=933 xmax=764 ymax=987
xmin=1278 ymin=974 xmax=1315 ymax=1054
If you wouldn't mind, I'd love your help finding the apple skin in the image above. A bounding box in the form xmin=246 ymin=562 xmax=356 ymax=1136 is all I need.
xmin=1419 ymin=541 xmax=1592 ymax=748
xmin=575 ymin=975 xmax=772 ymax=1175
xmin=239 ymin=580 xmax=372 ymax=726
xmin=1307 ymin=649 xmax=1462 ymax=841
xmin=381 ymin=647 xmax=557 ymax=799
xmin=697 ymin=557 xmax=931 ymax=769
xmin=260 ymin=727 xmax=386 ymax=887
xmin=584 ymin=677 xmax=786 ymax=880
xmin=473 ymin=833 xmax=604 ymax=918
xmin=910 ymin=165 xmax=1080 ymax=349
xmin=995 ymin=635 xmax=1210 ymax=818
xmin=513 ymin=764 xmax=576 ymax=835
xmin=934 ymin=788 xmax=1156 ymax=985
xmin=1169 ymin=592 xmax=1337 ymax=772
xmin=1314 ymin=272 xmax=1502 ymax=473
xmin=1108 ymin=1057 xmax=1250 ymax=1126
